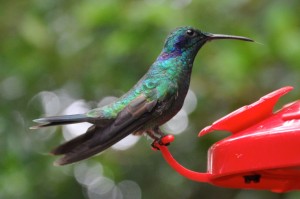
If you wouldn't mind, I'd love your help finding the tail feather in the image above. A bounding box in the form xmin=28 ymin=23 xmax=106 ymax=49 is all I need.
xmin=51 ymin=125 xmax=97 ymax=155
xmin=53 ymin=116 xmax=148 ymax=166
xmin=54 ymin=127 xmax=133 ymax=166
xmin=30 ymin=114 xmax=89 ymax=129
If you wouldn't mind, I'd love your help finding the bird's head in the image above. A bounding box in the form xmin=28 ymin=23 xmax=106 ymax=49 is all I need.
xmin=163 ymin=26 xmax=253 ymax=57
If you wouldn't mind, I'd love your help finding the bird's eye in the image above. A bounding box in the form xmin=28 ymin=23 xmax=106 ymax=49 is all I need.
xmin=186 ymin=29 xmax=195 ymax=36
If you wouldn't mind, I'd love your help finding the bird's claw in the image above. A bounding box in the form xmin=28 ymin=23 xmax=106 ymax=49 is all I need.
xmin=151 ymin=142 xmax=160 ymax=151
xmin=151 ymin=134 xmax=175 ymax=151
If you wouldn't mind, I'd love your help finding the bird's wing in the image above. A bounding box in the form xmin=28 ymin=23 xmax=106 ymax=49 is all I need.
xmin=52 ymin=94 xmax=157 ymax=165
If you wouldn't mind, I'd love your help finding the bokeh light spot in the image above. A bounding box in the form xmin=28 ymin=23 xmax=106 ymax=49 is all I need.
xmin=39 ymin=91 xmax=61 ymax=116
xmin=183 ymin=89 xmax=198 ymax=114
xmin=112 ymin=134 xmax=140 ymax=151
xmin=98 ymin=96 xmax=118 ymax=107
xmin=62 ymin=100 xmax=92 ymax=140
xmin=0 ymin=76 xmax=25 ymax=100
xmin=74 ymin=162 xmax=104 ymax=186
xmin=163 ymin=109 xmax=188 ymax=135
xmin=117 ymin=180 xmax=142 ymax=199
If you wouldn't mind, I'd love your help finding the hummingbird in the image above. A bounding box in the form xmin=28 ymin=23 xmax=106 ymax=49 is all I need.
xmin=31 ymin=26 xmax=253 ymax=165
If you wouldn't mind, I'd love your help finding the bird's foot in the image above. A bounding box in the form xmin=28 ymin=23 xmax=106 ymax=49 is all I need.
xmin=151 ymin=134 xmax=175 ymax=151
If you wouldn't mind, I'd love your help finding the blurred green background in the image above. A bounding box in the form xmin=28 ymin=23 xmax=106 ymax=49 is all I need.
xmin=1 ymin=0 xmax=300 ymax=198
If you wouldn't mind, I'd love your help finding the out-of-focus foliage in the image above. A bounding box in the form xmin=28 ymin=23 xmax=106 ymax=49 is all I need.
xmin=1 ymin=0 xmax=300 ymax=198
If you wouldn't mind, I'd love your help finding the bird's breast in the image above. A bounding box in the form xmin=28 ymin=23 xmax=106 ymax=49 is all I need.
xmin=156 ymin=75 xmax=191 ymax=126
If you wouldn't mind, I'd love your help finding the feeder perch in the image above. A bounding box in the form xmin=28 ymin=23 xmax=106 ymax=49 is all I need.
xmin=154 ymin=86 xmax=300 ymax=192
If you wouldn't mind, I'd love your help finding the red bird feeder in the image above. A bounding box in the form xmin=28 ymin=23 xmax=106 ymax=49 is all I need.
xmin=154 ymin=86 xmax=300 ymax=192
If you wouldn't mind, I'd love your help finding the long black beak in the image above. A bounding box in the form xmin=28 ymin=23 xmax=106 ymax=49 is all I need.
xmin=204 ymin=32 xmax=254 ymax=42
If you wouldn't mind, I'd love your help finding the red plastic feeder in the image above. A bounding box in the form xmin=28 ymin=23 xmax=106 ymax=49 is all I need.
xmin=154 ymin=86 xmax=300 ymax=192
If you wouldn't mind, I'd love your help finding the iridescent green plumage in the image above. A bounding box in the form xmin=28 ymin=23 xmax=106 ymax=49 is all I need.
xmin=31 ymin=26 xmax=253 ymax=165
